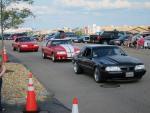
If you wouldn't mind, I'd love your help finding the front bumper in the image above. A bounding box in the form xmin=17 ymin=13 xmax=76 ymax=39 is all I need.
xmin=55 ymin=54 xmax=73 ymax=60
xmin=101 ymin=70 xmax=146 ymax=80
xmin=20 ymin=46 xmax=39 ymax=51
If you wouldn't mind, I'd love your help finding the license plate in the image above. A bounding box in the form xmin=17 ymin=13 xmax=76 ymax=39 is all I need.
xmin=126 ymin=72 xmax=134 ymax=77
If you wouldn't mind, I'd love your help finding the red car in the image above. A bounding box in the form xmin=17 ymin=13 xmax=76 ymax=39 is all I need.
xmin=12 ymin=36 xmax=39 ymax=52
xmin=41 ymin=39 xmax=80 ymax=61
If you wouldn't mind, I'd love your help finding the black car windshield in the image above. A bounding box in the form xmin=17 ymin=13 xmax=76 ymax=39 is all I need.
xmin=18 ymin=37 xmax=34 ymax=42
xmin=93 ymin=46 xmax=126 ymax=57
xmin=51 ymin=40 xmax=72 ymax=45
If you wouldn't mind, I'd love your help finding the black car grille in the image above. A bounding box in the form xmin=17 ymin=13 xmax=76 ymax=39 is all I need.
xmin=120 ymin=66 xmax=135 ymax=72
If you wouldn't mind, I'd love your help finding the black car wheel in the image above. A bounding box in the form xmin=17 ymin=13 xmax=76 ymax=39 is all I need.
xmin=18 ymin=47 xmax=22 ymax=52
xmin=52 ymin=53 xmax=56 ymax=62
xmin=94 ymin=67 xmax=104 ymax=83
xmin=42 ymin=52 xmax=47 ymax=59
xmin=73 ymin=62 xmax=82 ymax=74
xmin=13 ymin=47 xmax=16 ymax=51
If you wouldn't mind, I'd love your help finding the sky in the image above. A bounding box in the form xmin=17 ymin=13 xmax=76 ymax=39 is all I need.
xmin=19 ymin=0 xmax=150 ymax=30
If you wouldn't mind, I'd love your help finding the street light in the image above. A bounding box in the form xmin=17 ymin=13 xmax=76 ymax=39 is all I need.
xmin=0 ymin=0 xmax=5 ymax=64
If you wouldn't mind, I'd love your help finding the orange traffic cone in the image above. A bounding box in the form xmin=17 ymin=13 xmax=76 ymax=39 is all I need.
xmin=3 ymin=47 xmax=8 ymax=63
xmin=72 ymin=97 xmax=79 ymax=113
xmin=24 ymin=72 xmax=39 ymax=113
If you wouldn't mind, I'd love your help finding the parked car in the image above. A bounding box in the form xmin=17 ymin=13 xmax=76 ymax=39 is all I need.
xmin=81 ymin=36 xmax=90 ymax=43
xmin=43 ymin=34 xmax=55 ymax=41
xmin=109 ymin=32 xmax=130 ymax=46
xmin=73 ymin=36 xmax=84 ymax=43
xmin=41 ymin=39 xmax=80 ymax=62
xmin=12 ymin=36 xmax=39 ymax=52
xmin=96 ymin=30 xmax=124 ymax=44
xmin=144 ymin=36 xmax=150 ymax=49
xmin=72 ymin=45 xmax=146 ymax=83
xmin=10 ymin=32 xmax=28 ymax=40
xmin=65 ymin=32 xmax=78 ymax=40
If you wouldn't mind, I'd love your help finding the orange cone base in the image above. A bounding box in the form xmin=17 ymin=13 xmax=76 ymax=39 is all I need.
xmin=23 ymin=109 xmax=40 ymax=113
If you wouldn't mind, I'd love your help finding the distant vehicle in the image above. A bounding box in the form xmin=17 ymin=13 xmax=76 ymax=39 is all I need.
xmin=73 ymin=36 xmax=84 ymax=43
xmin=96 ymin=30 xmax=125 ymax=44
xmin=81 ymin=36 xmax=90 ymax=43
xmin=65 ymin=32 xmax=78 ymax=41
xmin=72 ymin=45 xmax=146 ymax=83
xmin=89 ymin=35 xmax=99 ymax=43
xmin=52 ymin=31 xmax=78 ymax=41
xmin=41 ymin=39 xmax=80 ymax=62
xmin=109 ymin=32 xmax=131 ymax=46
xmin=12 ymin=36 xmax=39 ymax=52
xmin=10 ymin=32 xmax=28 ymax=40
xmin=43 ymin=34 xmax=55 ymax=41
xmin=144 ymin=36 xmax=150 ymax=49
xmin=131 ymin=32 xmax=150 ymax=47
xmin=3 ymin=34 xmax=12 ymax=40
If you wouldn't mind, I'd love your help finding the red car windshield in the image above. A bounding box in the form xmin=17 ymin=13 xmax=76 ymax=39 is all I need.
xmin=17 ymin=37 xmax=35 ymax=42
xmin=51 ymin=40 xmax=72 ymax=46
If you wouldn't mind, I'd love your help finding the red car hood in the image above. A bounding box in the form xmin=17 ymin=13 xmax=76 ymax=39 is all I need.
xmin=53 ymin=44 xmax=78 ymax=53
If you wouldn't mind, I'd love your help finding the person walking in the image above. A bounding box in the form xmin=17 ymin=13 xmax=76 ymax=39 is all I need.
xmin=0 ymin=56 xmax=6 ymax=111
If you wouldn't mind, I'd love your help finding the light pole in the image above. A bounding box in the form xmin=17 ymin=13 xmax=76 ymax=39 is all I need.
xmin=0 ymin=0 xmax=5 ymax=64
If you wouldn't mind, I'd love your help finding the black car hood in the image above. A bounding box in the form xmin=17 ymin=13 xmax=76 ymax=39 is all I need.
xmin=96 ymin=55 xmax=142 ymax=66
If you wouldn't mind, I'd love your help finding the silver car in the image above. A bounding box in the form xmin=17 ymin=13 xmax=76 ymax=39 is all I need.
xmin=144 ymin=36 xmax=150 ymax=49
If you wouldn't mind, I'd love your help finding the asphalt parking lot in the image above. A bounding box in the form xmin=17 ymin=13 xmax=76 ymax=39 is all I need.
xmin=5 ymin=41 xmax=150 ymax=113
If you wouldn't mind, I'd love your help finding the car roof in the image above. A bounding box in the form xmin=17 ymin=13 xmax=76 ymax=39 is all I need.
xmin=16 ymin=36 xmax=30 ymax=39
xmin=49 ymin=39 xmax=70 ymax=41
xmin=85 ymin=44 xmax=118 ymax=48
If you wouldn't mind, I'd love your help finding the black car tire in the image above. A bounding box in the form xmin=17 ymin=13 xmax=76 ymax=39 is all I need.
xmin=18 ymin=47 xmax=22 ymax=52
xmin=52 ymin=53 xmax=56 ymax=62
xmin=35 ymin=49 xmax=38 ymax=52
xmin=73 ymin=62 xmax=82 ymax=74
xmin=94 ymin=67 xmax=104 ymax=83
xmin=42 ymin=52 xmax=47 ymax=59
xmin=13 ymin=47 xmax=16 ymax=51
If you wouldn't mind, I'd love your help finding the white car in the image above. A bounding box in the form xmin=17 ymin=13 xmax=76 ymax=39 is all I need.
xmin=144 ymin=36 xmax=150 ymax=49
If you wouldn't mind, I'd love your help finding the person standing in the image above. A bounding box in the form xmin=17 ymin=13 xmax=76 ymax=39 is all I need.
xmin=0 ymin=55 xmax=6 ymax=111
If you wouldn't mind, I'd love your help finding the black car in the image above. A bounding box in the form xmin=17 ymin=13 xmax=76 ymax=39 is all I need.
xmin=72 ymin=45 xmax=146 ymax=83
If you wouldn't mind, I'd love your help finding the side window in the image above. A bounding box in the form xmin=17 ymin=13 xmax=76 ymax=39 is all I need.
xmin=46 ymin=41 xmax=51 ymax=47
xmin=15 ymin=38 xmax=18 ymax=42
xmin=82 ymin=48 xmax=92 ymax=57
xmin=78 ymin=47 xmax=86 ymax=57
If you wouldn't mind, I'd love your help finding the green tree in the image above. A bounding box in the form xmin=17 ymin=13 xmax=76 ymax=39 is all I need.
xmin=1 ymin=0 xmax=34 ymax=30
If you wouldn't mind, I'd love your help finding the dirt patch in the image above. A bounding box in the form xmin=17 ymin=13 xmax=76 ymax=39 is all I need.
xmin=2 ymin=63 xmax=50 ymax=105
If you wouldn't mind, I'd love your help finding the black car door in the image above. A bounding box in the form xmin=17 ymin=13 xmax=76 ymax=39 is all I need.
xmin=79 ymin=47 xmax=95 ymax=71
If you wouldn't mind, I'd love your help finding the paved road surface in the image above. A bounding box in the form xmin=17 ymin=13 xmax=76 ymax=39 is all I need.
xmin=5 ymin=41 xmax=150 ymax=113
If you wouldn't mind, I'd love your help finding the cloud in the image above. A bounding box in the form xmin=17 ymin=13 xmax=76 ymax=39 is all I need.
xmin=6 ymin=3 xmax=31 ymax=10
xmin=58 ymin=0 xmax=150 ymax=10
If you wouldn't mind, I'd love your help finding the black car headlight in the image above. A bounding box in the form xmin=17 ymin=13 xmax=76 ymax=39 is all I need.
xmin=105 ymin=66 xmax=121 ymax=72
xmin=135 ymin=65 xmax=145 ymax=70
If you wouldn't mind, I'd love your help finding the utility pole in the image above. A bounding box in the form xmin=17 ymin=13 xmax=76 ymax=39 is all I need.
xmin=0 ymin=0 xmax=4 ymax=64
